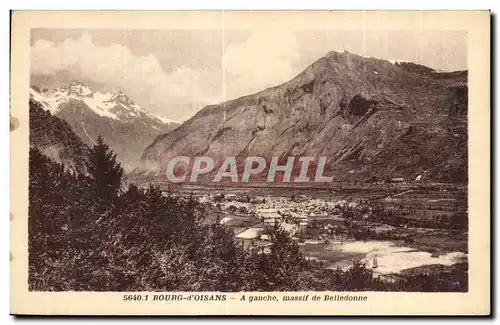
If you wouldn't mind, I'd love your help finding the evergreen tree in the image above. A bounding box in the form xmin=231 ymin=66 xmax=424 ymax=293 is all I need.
xmin=265 ymin=225 xmax=305 ymax=291
xmin=343 ymin=261 xmax=374 ymax=291
xmin=86 ymin=135 xmax=124 ymax=202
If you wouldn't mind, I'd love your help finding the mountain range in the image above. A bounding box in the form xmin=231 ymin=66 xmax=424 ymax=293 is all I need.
xmin=140 ymin=51 xmax=468 ymax=183
xmin=29 ymin=51 xmax=468 ymax=183
xmin=29 ymin=82 xmax=180 ymax=170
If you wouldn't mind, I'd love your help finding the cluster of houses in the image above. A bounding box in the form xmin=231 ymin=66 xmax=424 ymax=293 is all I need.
xmin=254 ymin=208 xmax=312 ymax=228
xmin=231 ymin=197 xmax=346 ymax=243
xmin=201 ymin=193 xmax=364 ymax=245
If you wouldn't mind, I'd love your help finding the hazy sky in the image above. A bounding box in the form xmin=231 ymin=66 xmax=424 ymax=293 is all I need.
xmin=30 ymin=29 xmax=467 ymax=121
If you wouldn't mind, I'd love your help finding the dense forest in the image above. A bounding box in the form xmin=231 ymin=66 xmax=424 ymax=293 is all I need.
xmin=29 ymin=137 xmax=467 ymax=292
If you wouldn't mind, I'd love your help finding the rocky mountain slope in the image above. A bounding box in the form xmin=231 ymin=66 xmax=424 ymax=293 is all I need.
xmin=30 ymin=82 xmax=180 ymax=170
xmin=29 ymin=97 xmax=89 ymax=172
xmin=141 ymin=51 xmax=467 ymax=183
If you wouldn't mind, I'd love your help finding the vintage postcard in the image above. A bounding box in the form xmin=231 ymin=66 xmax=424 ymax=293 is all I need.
xmin=10 ymin=10 xmax=490 ymax=315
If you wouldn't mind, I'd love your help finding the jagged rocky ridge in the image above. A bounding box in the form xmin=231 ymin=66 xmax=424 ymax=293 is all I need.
xmin=29 ymin=98 xmax=89 ymax=173
xmin=141 ymin=51 xmax=468 ymax=183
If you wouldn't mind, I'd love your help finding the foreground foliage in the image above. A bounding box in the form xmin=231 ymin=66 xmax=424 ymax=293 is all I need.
xmin=29 ymin=139 xmax=467 ymax=292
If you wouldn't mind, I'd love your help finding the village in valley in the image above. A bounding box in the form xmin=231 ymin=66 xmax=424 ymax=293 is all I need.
xmin=165 ymin=178 xmax=469 ymax=283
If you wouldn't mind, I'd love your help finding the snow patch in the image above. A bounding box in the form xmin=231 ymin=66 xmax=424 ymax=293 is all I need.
xmin=151 ymin=114 xmax=180 ymax=125
xmin=389 ymin=59 xmax=411 ymax=65
xmin=80 ymin=122 xmax=97 ymax=145
xmin=30 ymin=88 xmax=63 ymax=114
xmin=82 ymin=97 xmax=119 ymax=120
xmin=30 ymin=83 xmax=180 ymax=125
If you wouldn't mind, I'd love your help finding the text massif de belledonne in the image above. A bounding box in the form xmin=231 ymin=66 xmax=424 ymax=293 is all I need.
xmin=164 ymin=156 xmax=335 ymax=183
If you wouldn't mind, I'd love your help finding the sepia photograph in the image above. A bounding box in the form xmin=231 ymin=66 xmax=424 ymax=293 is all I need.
xmin=10 ymin=10 xmax=490 ymax=315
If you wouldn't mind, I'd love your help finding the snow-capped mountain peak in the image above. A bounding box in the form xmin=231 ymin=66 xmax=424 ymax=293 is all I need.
xmin=60 ymin=81 xmax=93 ymax=98
xmin=30 ymin=83 xmax=179 ymax=125
xmin=30 ymin=82 xmax=181 ymax=170
xmin=109 ymin=90 xmax=135 ymax=106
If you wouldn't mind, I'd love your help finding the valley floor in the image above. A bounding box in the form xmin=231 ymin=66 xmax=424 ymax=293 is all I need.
xmin=157 ymin=182 xmax=468 ymax=285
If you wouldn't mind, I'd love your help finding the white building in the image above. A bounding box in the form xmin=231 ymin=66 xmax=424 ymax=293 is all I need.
xmin=235 ymin=227 xmax=265 ymax=240
xmin=256 ymin=208 xmax=282 ymax=225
